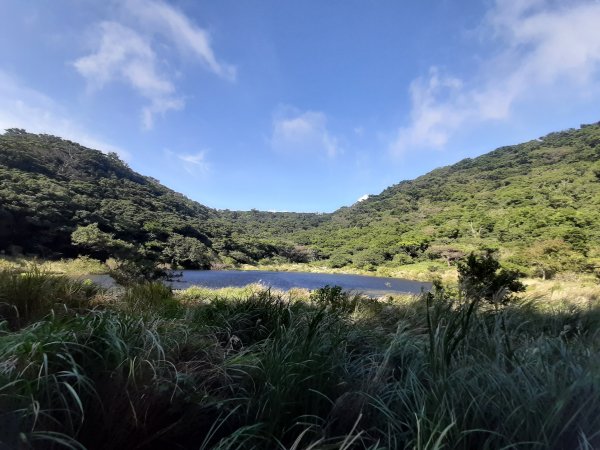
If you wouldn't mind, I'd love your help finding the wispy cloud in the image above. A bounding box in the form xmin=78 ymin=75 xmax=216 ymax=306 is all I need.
xmin=271 ymin=109 xmax=340 ymax=158
xmin=124 ymin=0 xmax=236 ymax=81
xmin=391 ymin=0 xmax=600 ymax=155
xmin=74 ymin=0 xmax=234 ymax=129
xmin=177 ymin=151 xmax=210 ymax=175
xmin=74 ymin=21 xmax=183 ymax=130
xmin=0 ymin=70 xmax=129 ymax=159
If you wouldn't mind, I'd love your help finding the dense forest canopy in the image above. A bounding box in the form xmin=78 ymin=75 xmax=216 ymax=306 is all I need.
xmin=1 ymin=123 xmax=599 ymax=277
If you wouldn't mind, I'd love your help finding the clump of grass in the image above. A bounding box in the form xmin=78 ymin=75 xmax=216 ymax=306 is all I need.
xmin=1 ymin=276 xmax=599 ymax=449
xmin=244 ymin=260 xmax=457 ymax=283
xmin=0 ymin=266 xmax=98 ymax=329
xmin=177 ymin=283 xmax=271 ymax=302
xmin=524 ymin=277 xmax=600 ymax=308
xmin=390 ymin=261 xmax=458 ymax=283
xmin=0 ymin=309 xmax=197 ymax=449
xmin=0 ymin=256 xmax=26 ymax=272
xmin=41 ymin=257 xmax=107 ymax=276
xmin=120 ymin=281 xmax=178 ymax=315
xmin=0 ymin=256 xmax=107 ymax=276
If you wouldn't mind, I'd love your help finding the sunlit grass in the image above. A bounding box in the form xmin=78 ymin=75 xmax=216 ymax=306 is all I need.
xmin=0 ymin=267 xmax=98 ymax=329
xmin=241 ymin=260 xmax=457 ymax=283
xmin=0 ymin=256 xmax=107 ymax=276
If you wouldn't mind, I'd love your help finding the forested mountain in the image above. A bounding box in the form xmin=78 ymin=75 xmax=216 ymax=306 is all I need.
xmin=1 ymin=123 xmax=599 ymax=277
xmin=292 ymin=123 xmax=600 ymax=276
xmin=0 ymin=129 xmax=306 ymax=268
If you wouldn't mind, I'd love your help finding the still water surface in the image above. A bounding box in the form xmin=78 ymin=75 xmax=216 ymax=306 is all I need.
xmin=169 ymin=270 xmax=431 ymax=297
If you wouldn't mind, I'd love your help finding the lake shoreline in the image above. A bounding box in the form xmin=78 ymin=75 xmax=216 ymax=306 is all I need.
xmin=1 ymin=255 xmax=451 ymax=282
xmin=4 ymin=256 xmax=598 ymax=304
xmin=235 ymin=262 xmax=455 ymax=283
xmin=169 ymin=269 xmax=432 ymax=296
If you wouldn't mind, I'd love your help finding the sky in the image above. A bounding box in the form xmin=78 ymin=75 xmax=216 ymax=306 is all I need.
xmin=1 ymin=0 xmax=600 ymax=212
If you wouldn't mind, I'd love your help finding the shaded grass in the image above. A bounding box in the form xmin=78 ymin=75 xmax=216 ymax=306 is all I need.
xmin=0 ymin=269 xmax=599 ymax=449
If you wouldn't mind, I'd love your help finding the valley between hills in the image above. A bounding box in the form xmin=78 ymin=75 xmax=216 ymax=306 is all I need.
xmin=1 ymin=122 xmax=599 ymax=282
xmin=1 ymin=123 xmax=600 ymax=450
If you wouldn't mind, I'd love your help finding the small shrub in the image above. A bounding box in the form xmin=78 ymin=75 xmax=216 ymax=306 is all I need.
xmin=310 ymin=285 xmax=358 ymax=313
xmin=327 ymin=253 xmax=351 ymax=269
xmin=392 ymin=253 xmax=414 ymax=265
xmin=107 ymin=258 xmax=167 ymax=286
xmin=458 ymin=250 xmax=525 ymax=305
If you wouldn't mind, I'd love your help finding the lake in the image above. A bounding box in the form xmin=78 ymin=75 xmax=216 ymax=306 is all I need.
xmin=168 ymin=270 xmax=431 ymax=297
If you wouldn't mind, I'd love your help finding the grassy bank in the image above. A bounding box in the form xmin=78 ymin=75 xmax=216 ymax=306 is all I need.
xmin=0 ymin=255 xmax=107 ymax=276
xmin=241 ymin=261 xmax=456 ymax=283
xmin=243 ymin=262 xmax=600 ymax=301
xmin=1 ymin=267 xmax=599 ymax=449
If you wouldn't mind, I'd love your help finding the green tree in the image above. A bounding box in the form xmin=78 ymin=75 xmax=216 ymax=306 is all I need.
xmin=458 ymin=250 xmax=525 ymax=304
xmin=71 ymin=223 xmax=133 ymax=259
xmin=162 ymin=234 xmax=212 ymax=269
xmin=352 ymin=248 xmax=388 ymax=271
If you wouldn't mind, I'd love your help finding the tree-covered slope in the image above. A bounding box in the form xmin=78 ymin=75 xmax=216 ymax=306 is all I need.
xmin=294 ymin=123 xmax=600 ymax=276
xmin=0 ymin=129 xmax=306 ymax=267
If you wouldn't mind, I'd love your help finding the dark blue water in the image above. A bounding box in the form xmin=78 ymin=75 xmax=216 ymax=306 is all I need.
xmin=169 ymin=270 xmax=430 ymax=297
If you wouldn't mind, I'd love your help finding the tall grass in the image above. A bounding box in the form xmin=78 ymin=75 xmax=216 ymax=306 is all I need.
xmin=0 ymin=267 xmax=98 ymax=329
xmin=0 ymin=269 xmax=599 ymax=449
xmin=0 ymin=256 xmax=107 ymax=276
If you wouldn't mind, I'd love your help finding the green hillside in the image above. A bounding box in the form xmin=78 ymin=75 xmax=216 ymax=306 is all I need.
xmin=0 ymin=129 xmax=306 ymax=268
xmin=1 ymin=123 xmax=599 ymax=278
xmin=292 ymin=123 xmax=600 ymax=276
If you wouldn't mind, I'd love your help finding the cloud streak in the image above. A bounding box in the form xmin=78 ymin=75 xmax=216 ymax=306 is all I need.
xmin=391 ymin=0 xmax=600 ymax=155
xmin=125 ymin=0 xmax=236 ymax=81
xmin=74 ymin=21 xmax=183 ymax=130
xmin=74 ymin=0 xmax=234 ymax=129
xmin=271 ymin=110 xmax=339 ymax=158
xmin=177 ymin=151 xmax=210 ymax=175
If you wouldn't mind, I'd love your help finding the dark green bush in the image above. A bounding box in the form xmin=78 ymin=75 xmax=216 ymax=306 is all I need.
xmin=458 ymin=250 xmax=525 ymax=304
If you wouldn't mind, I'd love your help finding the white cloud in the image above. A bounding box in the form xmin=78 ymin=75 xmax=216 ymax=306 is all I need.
xmin=271 ymin=110 xmax=340 ymax=158
xmin=391 ymin=0 xmax=600 ymax=155
xmin=177 ymin=151 xmax=210 ymax=175
xmin=124 ymin=0 xmax=236 ymax=81
xmin=74 ymin=0 xmax=234 ymax=129
xmin=74 ymin=22 xmax=183 ymax=130
xmin=391 ymin=68 xmax=467 ymax=153
xmin=357 ymin=194 xmax=370 ymax=202
xmin=0 ymin=70 xmax=130 ymax=159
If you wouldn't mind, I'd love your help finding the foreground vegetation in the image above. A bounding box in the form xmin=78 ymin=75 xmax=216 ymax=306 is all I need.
xmin=1 ymin=261 xmax=599 ymax=449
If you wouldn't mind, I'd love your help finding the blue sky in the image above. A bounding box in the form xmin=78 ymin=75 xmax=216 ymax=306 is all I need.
xmin=1 ymin=0 xmax=600 ymax=212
